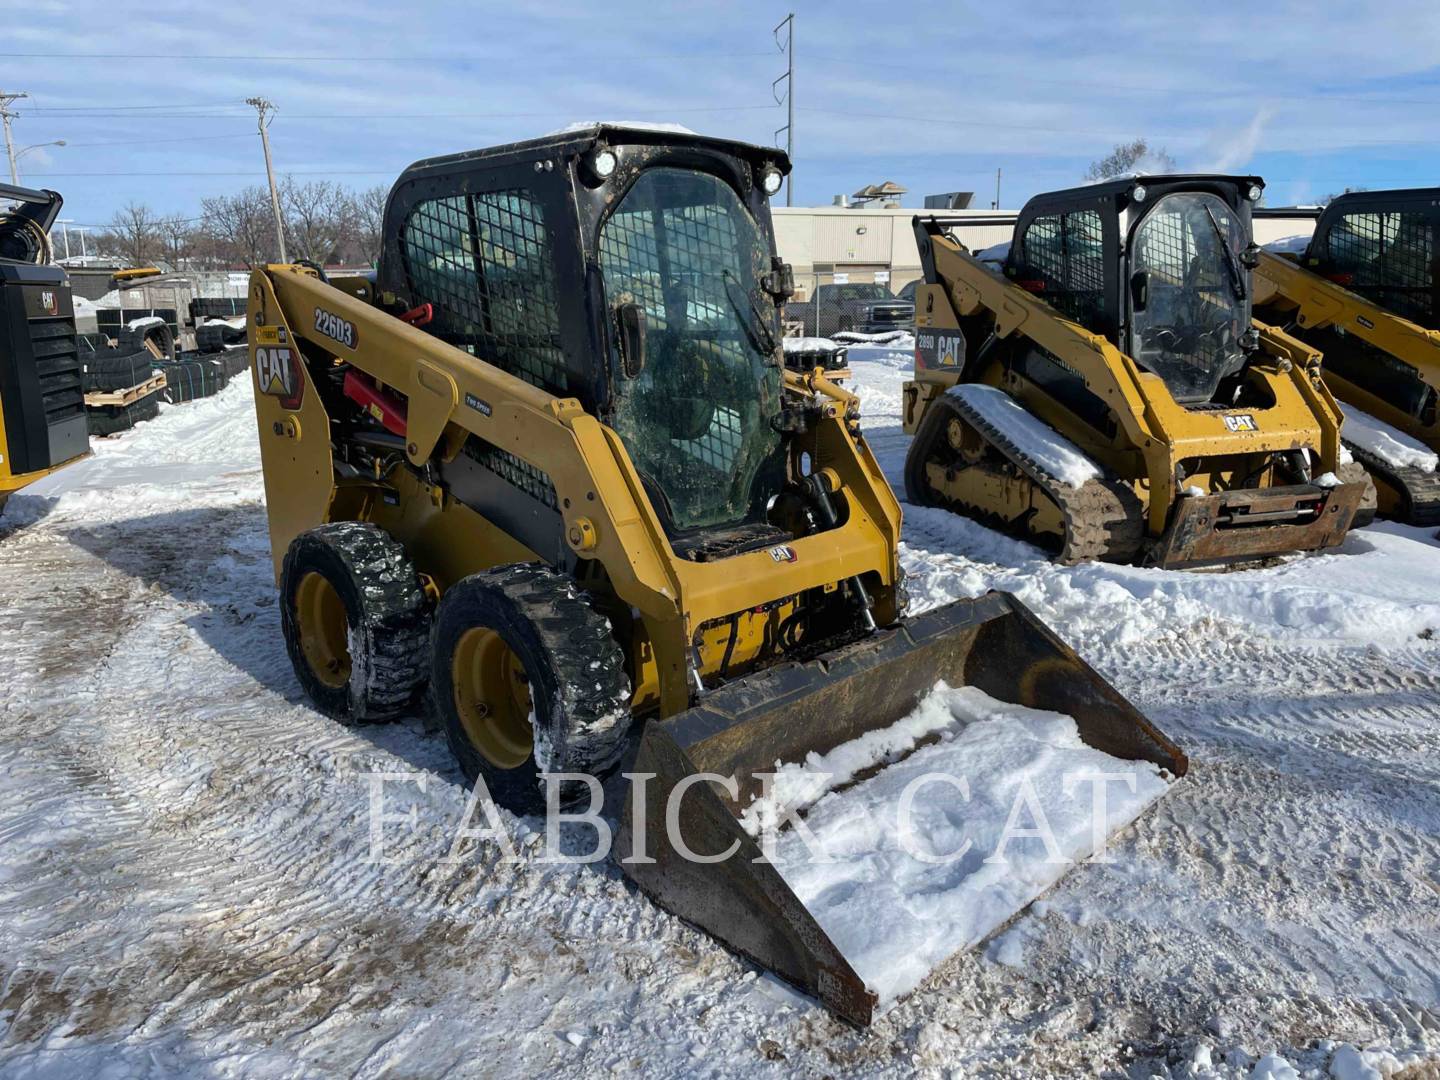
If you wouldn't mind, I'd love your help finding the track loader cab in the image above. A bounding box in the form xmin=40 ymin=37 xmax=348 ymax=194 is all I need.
xmin=248 ymin=125 xmax=1186 ymax=1023
xmin=0 ymin=183 xmax=88 ymax=514
xmin=1253 ymin=189 xmax=1440 ymax=523
xmin=904 ymin=174 xmax=1373 ymax=567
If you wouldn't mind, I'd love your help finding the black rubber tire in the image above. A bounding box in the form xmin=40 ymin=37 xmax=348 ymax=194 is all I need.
xmin=279 ymin=523 xmax=431 ymax=724
xmin=431 ymin=563 xmax=632 ymax=815
xmin=86 ymin=389 xmax=162 ymax=436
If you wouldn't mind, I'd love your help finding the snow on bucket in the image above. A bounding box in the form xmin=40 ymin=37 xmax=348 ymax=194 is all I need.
xmin=617 ymin=591 xmax=1186 ymax=1024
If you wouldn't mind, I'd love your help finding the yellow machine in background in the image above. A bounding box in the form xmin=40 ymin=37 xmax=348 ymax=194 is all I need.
xmin=1254 ymin=189 xmax=1440 ymax=524
xmin=903 ymin=175 xmax=1372 ymax=567
xmin=248 ymin=125 xmax=1186 ymax=1023
xmin=0 ymin=183 xmax=89 ymax=515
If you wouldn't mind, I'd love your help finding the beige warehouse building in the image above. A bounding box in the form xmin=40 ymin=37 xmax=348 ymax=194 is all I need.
xmin=773 ymin=203 xmax=1318 ymax=298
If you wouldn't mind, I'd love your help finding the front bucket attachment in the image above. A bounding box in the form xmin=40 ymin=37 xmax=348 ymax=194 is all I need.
xmin=1150 ymin=481 xmax=1365 ymax=568
xmin=617 ymin=591 xmax=1186 ymax=1025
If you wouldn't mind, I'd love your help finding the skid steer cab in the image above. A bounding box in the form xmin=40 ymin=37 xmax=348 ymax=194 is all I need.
xmin=903 ymin=174 xmax=1374 ymax=567
xmin=1253 ymin=188 xmax=1440 ymax=525
xmin=247 ymin=124 xmax=1185 ymax=1024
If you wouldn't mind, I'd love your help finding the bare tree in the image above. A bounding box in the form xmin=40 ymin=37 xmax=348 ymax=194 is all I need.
xmin=200 ymin=186 xmax=277 ymax=267
xmin=1085 ymin=139 xmax=1177 ymax=181
xmin=157 ymin=214 xmax=196 ymax=270
xmin=281 ymin=177 xmax=354 ymax=264
xmin=98 ymin=202 xmax=164 ymax=266
xmin=355 ymin=185 xmax=387 ymax=265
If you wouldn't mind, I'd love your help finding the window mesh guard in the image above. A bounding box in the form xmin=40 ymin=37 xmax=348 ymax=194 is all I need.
xmin=401 ymin=191 xmax=569 ymax=394
xmin=1328 ymin=212 xmax=1434 ymax=325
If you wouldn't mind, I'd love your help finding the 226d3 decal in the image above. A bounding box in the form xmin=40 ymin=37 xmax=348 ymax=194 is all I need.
xmin=314 ymin=307 xmax=358 ymax=350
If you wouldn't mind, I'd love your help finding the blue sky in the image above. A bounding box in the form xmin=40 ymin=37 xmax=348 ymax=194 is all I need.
xmin=5 ymin=0 xmax=1439 ymax=234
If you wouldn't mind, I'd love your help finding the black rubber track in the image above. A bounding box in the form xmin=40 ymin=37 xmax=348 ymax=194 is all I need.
xmin=279 ymin=522 xmax=431 ymax=724
xmin=86 ymin=390 xmax=162 ymax=437
xmin=430 ymin=563 xmax=632 ymax=816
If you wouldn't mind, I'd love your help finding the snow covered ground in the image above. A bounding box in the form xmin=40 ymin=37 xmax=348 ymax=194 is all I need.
xmin=2 ymin=361 xmax=1439 ymax=1077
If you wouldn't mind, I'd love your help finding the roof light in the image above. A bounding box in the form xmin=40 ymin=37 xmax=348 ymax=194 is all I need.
xmin=1247 ymin=183 xmax=1263 ymax=201
xmin=589 ymin=148 xmax=617 ymax=179
xmin=1131 ymin=184 xmax=1148 ymax=203
xmin=760 ymin=166 xmax=784 ymax=196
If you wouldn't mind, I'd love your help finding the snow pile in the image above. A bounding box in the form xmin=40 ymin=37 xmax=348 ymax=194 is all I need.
xmin=758 ymin=685 xmax=1169 ymax=1006
xmin=126 ymin=315 xmax=167 ymax=332
xmin=739 ymin=682 xmax=963 ymax=837
xmin=974 ymin=240 xmax=1011 ymax=266
xmin=781 ymin=336 xmax=843 ymax=354
xmin=1263 ymin=235 xmax=1312 ymax=256
xmin=1342 ymin=403 xmax=1438 ymax=472
xmin=201 ymin=315 xmax=247 ymax=330
xmin=947 ymin=383 xmax=1102 ymax=487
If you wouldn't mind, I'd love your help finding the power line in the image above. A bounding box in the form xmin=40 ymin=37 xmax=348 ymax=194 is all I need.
xmin=16 ymin=104 xmax=783 ymax=122
xmin=54 ymin=132 xmax=255 ymax=149
xmin=0 ymin=49 xmax=774 ymax=63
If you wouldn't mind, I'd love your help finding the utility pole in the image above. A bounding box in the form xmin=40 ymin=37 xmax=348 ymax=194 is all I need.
xmin=772 ymin=14 xmax=795 ymax=206
xmin=993 ymin=167 xmax=1002 ymax=210
xmin=0 ymin=91 xmax=29 ymax=184
xmin=246 ymin=97 xmax=288 ymax=263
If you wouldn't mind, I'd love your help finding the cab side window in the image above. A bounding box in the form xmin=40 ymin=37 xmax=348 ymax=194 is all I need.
xmin=401 ymin=189 xmax=568 ymax=393
xmin=1018 ymin=209 xmax=1105 ymax=327
xmin=1326 ymin=209 xmax=1434 ymax=325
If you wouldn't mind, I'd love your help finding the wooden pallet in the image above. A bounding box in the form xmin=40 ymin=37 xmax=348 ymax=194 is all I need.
xmin=84 ymin=371 xmax=167 ymax=408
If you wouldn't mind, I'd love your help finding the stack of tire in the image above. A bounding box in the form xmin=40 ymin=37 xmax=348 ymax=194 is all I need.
xmin=81 ymin=320 xmax=174 ymax=437
xmin=82 ymin=345 xmax=161 ymax=437
xmin=157 ymin=348 xmax=249 ymax=405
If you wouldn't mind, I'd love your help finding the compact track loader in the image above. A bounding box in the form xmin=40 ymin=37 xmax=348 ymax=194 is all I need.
xmin=0 ymin=183 xmax=88 ymax=515
xmin=248 ymin=126 xmax=1185 ymax=1024
xmin=1254 ymin=190 xmax=1440 ymax=524
xmin=903 ymin=176 xmax=1373 ymax=568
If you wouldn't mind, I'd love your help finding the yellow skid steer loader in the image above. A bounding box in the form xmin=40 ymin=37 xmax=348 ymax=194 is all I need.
xmin=0 ymin=182 xmax=89 ymax=514
xmin=248 ymin=126 xmax=1185 ymax=1024
xmin=903 ymin=176 xmax=1373 ymax=568
xmin=1254 ymin=190 xmax=1440 ymax=525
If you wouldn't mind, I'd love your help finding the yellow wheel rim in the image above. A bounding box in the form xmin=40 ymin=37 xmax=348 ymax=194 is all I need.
xmin=295 ymin=571 xmax=351 ymax=689
xmin=452 ymin=627 xmax=534 ymax=770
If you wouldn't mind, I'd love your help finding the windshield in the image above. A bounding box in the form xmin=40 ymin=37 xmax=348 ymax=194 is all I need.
xmin=599 ymin=168 xmax=785 ymax=532
xmin=1128 ymin=192 xmax=1251 ymax=403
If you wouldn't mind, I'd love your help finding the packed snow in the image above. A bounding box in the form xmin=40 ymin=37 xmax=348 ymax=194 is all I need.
xmin=1263 ymin=234 xmax=1313 ymax=256
xmin=1342 ymin=402 xmax=1439 ymax=472
xmin=125 ymin=314 xmax=167 ymax=332
xmin=974 ymin=239 xmax=1012 ymax=266
xmin=751 ymin=685 xmax=1169 ymax=1007
xmin=947 ymin=382 xmax=1103 ymax=487
xmin=1 ymin=353 xmax=1439 ymax=1077
xmin=547 ymin=120 xmax=698 ymax=137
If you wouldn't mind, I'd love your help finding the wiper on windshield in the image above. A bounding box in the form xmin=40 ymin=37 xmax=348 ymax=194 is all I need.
xmin=1203 ymin=205 xmax=1247 ymax=302
xmin=723 ymin=270 xmax=779 ymax=361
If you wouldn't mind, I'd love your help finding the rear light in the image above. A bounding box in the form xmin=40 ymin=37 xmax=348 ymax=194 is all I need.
xmin=914 ymin=346 xmax=927 ymax=371
xmin=1018 ymin=279 xmax=1046 ymax=293
xmin=1326 ymin=273 xmax=1354 ymax=287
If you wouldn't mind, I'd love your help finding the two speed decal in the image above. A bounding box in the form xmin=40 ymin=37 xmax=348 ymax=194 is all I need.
xmin=314 ymin=307 xmax=358 ymax=349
